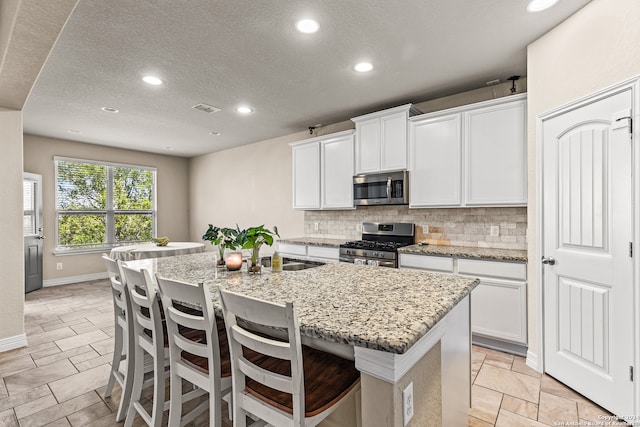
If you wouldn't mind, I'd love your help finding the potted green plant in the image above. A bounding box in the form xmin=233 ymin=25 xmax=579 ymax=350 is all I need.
xmin=235 ymin=225 xmax=279 ymax=273
xmin=202 ymin=225 xmax=239 ymax=266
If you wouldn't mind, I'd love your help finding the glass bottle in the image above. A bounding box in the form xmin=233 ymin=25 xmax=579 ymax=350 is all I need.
xmin=271 ymin=250 xmax=282 ymax=272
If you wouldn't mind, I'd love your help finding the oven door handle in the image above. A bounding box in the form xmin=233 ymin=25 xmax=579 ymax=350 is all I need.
xmin=386 ymin=176 xmax=392 ymax=201
xmin=377 ymin=260 xmax=396 ymax=268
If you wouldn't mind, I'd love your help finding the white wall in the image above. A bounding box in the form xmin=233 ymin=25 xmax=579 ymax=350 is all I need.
xmin=526 ymin=0 xmax=640 ymax=363
xmin=0 ymin=110 xmax=25 ymax=344
xmin=0 ymin=0 xmax=77 ymax=351
xmin=189 ymin=132 xmax=308 ymax=255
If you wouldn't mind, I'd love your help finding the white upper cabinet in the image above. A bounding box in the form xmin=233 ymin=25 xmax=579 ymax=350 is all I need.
xmin=291 ymin=140 xmax=321 ymax=209
xmin=352 ymin=104 xmax=421 ymax=174
xmin=409 ymin=113 xmax=462 ymax=207
xmin=290 ymin=130 xmax=355 ymax=210
xmin=321 ymin=132 xmax=354 ymax=209
xmin=354 ymin=118 xmax=380 ymax=174
xmin=464 ymin=97 xmax=527 ymax=205
xmin=409 ymin=94 xmax=527 ymax=208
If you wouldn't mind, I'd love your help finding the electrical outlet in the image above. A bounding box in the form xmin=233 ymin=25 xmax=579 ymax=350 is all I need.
xmin=56 ymin=262 xmax=63 ymax=271
xmin=403 ymin=382 xmax=414 ymax=426
xmin=421 ymin=224 xmax=429 ymax=234
xmin=314 ymin=222 xmax=319 ymax=231
xmin=356 ymin=223 xmax=363 ymax=232
xmin=490 ymin=225 xmax=500 ymax=237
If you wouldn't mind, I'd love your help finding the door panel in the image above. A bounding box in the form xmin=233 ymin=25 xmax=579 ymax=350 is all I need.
xmin=542 ymin=87 xmax=634 ymax=416
xmin=557 ymin=277 xmax=608 ymax=369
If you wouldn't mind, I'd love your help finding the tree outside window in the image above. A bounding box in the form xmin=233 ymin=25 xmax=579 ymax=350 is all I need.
xmin=55 ymin=158 xmax=156 ymax=252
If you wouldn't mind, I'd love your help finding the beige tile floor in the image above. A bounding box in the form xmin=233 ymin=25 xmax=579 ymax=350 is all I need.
xmin=468 ymin=346 xmax=618 ymax=426
xmin=0 ymin=279 xmax=617 ymax=426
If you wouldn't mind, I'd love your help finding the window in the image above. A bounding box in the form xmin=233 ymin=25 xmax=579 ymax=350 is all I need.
xmin=55 ymin=157 xmax=156 ymax=253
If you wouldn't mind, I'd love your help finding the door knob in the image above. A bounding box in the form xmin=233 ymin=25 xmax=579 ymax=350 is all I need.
xmin=541 ymin=256 xmax=555 ymax=265
xmin=37 ymin=235 xmax=46 ymax=240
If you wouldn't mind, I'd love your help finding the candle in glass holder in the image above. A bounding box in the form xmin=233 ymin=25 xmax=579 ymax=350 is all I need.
xmin=225 ymin=252 xmax=243 ymax=271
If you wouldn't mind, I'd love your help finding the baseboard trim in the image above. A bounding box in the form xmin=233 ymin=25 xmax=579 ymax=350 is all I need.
xmin=43 ymin=272 xmax=108 ymax=287
xmin=526 ymin=350 xmax=542 ymax=373
xmin=472 ymin=335 xmax=528 ymax=357
xmin=0 ymin=333 xmax=27 ymax=353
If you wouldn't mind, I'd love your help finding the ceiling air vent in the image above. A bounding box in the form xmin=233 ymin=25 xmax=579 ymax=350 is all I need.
xmin=192 ymin=103 xmax=221 ymax=114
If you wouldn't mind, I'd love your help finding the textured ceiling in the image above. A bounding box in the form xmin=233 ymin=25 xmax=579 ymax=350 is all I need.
xmin=23 ymin=0 xmax=591 ymax=157
xmin=0 ymin=0 xmax=77 ymax=110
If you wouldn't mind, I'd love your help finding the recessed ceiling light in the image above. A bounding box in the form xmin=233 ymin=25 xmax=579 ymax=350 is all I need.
xmin=236 ymin=106 xmax=253 ymax=114
xmin=209 ymin=131 xmax=221 ymax=136
xmin=142 ymin=75 xmax=163 ymax=85
xmin=296 ymin=19 xmax=319 ymax=34
xmin=354 ymin=62 xmax=373 ymax=73
xmin=67 ymin=129 xmax=82 ymax=134
xmin=527 ymin=0 xmax=558 ymax=12
xmin=101 ymin=107 xmax=119 ymax=113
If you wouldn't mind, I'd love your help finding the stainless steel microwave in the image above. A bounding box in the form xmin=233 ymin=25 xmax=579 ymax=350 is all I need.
xmin=353 ymin=171 xmax=409 ymax=206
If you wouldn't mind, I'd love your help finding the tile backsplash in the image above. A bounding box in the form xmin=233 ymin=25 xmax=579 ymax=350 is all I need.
xmin=304 ymin=206 xmax=527 ymax=250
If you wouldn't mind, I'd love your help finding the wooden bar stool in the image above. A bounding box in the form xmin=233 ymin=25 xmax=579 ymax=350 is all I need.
xmin=102 ymin=254 xmax=134 ymax=422
xmin=218 ymin=287 xmax=361 ymax=427
xmin=155 ymin=276 xmax=232 ymax=427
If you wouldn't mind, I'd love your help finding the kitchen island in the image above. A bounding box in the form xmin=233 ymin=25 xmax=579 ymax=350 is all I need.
xmin=126 ymin=252 xmax=478 ymax=426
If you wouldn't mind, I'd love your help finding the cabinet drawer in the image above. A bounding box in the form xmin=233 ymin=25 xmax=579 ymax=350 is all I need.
xmin=458 ymin=258 xmax=526 ymax=281
xmin=307 ymin=246 xmax=339 ymax=260
xmin=399 ymin=254 xmax=454 ymax=272
xmin=278 ymin=243 xmax=307 ymax=257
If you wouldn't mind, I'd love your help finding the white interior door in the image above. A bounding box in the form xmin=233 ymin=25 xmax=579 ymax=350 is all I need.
xmin=24 ymin=172 xmax=44 ymax=293
xmin=541 ymin=86 xmax=635 ymax=416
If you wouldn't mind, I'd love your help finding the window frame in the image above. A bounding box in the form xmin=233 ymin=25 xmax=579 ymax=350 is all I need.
xmin=54 ymin=156 xmax=157 ymax=255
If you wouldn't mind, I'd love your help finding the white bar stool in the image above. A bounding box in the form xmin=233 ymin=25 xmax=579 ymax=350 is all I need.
xmin=218 ymin=287 xmax=361 ymax=427
xmin=102 ymin=254 xmax=134 ymax=422
xmin=156 ymin=276 xmax=232 ymax=427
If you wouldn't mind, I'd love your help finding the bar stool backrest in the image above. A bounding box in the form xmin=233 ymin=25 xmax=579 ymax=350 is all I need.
xmin=219 ymin=287 xmax=305 ymax=425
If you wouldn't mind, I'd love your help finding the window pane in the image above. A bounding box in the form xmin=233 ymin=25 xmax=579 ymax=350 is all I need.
xmin=56 ymin=161 xmax=106 ymax=210
xmin=23 ymin=215 xmax=34 ymax=235
xmin=54 ymin=158 xmax=156 ymax=252
xmin=58 ymin=214 xmax=106 ymax=248
xmin=115 ymin=213 xmax=153 ymax=244
xmin=113 ymin=167 xmax=153 ymax=210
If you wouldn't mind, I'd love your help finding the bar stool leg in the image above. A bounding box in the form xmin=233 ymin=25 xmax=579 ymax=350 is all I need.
xmin=124 ymin=338 xmax=144 ymax=427
xmin=104 ymin=328 xmax=122 ymax=398
xmin=167 ymin=370 xmax=182 ymax=427
xmin=150 ymin=357 xmax=165 ymax=426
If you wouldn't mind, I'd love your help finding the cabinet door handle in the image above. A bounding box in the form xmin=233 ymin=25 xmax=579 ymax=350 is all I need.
xmin=541 ymin=256 xmax=555 ymax=265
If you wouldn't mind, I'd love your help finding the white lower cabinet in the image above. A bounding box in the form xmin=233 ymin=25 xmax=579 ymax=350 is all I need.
xmin=278 ymin=242 xmax=307 ymax=258
xmin=278 ymin=243 xmax=339 ymax=262
xmin=399 ymin=254 xmax=527 ymax=354
xmin=306 ymin=245 xmax=339 ymax=260
xmin=399 ymin=253 xmax=454 ymax=272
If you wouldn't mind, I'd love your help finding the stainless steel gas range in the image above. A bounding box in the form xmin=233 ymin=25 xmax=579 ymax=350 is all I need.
xmin=339 ymin=222 xmax=415 ymax=268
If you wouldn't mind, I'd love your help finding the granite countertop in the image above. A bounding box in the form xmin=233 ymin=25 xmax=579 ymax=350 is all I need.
xmin=126 ymin=252 xmax=478 ymax=354
xmin=279 ymin=237 xmax=347 ymax=247
xmin=398 ymin=244 xmax=528 ymax=262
